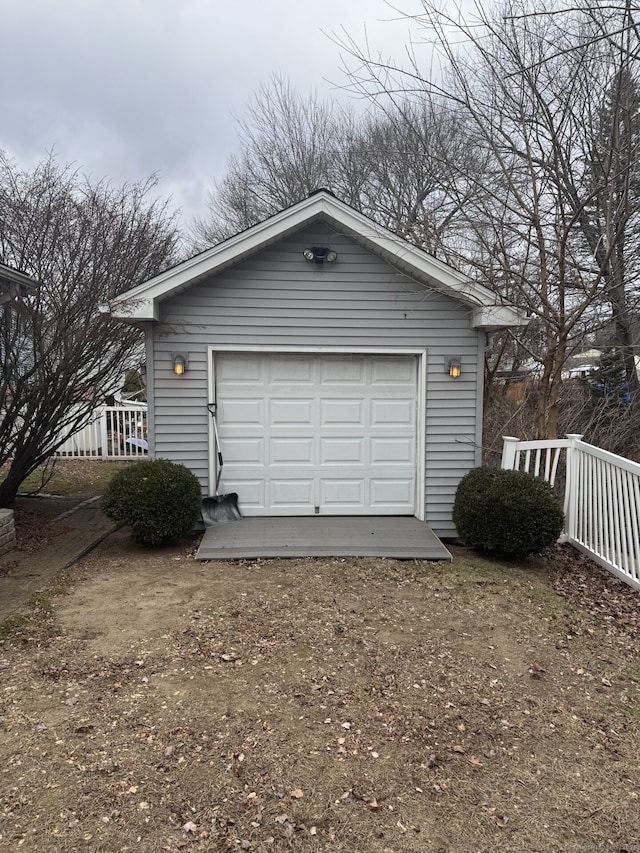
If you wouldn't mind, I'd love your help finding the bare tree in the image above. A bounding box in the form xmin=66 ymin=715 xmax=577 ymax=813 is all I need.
xmin=192 ymin=73 xmax=481 ymax=257
xmin=192 ymin=75 xmax=343 ymax=246
xmin=0 ymin=153 xmax=180 ymax=505
xmin=339 ymin=0 xmax=640 ymax=438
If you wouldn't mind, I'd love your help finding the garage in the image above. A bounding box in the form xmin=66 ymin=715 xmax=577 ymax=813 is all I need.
xmin=111 ymin=190 xmax=527 ymax=542
xmin=214 ymin=351 xmax=421 ymax=517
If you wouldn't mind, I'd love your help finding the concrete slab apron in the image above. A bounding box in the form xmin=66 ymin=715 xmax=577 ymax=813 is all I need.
xmin=197 ymin=516 xmax=452 ymax=561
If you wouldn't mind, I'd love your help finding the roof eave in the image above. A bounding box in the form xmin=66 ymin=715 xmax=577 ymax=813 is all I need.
xmin=0 ymin=263 xmax=39 ymax=305
xmin=472 ymin=305 xmax=530 ymax=331
xmin=105 ymin=297 xmax=158 ymax=322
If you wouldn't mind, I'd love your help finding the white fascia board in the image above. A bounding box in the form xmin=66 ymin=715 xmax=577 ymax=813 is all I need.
xmin=109 ymin=296 xmax=159 ymax=321
xmin=472 ymin=304 xmax=530 ymax=330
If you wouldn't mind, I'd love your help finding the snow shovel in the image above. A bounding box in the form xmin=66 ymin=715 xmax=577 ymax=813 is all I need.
xmin=201 ymin=404 xmax=242 ymax=525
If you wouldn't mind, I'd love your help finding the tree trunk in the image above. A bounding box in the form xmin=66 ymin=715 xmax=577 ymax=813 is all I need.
xmin=0 ymin=457 xmax=34 ymax=506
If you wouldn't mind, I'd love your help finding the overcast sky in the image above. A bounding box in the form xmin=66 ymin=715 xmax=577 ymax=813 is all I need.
xmin=0 ymin=0 xmax=422 ymax=231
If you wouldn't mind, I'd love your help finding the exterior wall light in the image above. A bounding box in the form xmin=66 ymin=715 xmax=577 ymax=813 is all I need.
xmin=172 ymin=353 xmax=188 ymax=376
xmin=303 ymin=246 xmax=337 ymax=264
xmin=447 ymin=357 xmax=462 ymax=378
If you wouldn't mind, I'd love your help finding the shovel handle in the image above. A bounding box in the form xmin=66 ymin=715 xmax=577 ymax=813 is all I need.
xmin=210 ymin=404 xmax=224 ymax=495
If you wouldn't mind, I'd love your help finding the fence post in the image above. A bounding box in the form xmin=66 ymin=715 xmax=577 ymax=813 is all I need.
xmin=501 ymin=436 xmax=520 ymax=471
xmin=564 ymin=434 xmax=584 ymax=541
xmin=99 ymin=407 xmax=109 ymax=460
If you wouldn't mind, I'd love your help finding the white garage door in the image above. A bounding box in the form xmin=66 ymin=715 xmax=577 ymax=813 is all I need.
xmin=215 ymin=352 xmax=418 ymax=516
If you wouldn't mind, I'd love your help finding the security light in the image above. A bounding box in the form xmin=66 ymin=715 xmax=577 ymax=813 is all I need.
xmin=303 ymin=246 xmax=337 ymax=264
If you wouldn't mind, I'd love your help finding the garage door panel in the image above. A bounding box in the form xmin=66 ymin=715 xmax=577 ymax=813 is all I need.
xmin=320 ymin=479 xmax=365 ymax=507
xmin=221 ymin=399 xmax=265 ymax=426
xmin=269 ymin=398 xmax=315 ymax=426
xmin=223 ymin=438 xmax=264 ymax=464
xmin=270 ymin=438 xmax=314 ymax=464
xmin=270 ymin=479 xmax=315 ymax=507
xmin=217 ymin=353 xmax=263 ymax=383
xmin=318 ymin=357 xmax=365 ymax=384
xmin=221 ymin=479 xmax=265 ymax=509
xmin=371 ymin=399 xmax=415 ymax=425
xmin=370 ymin=478 xmax=416 ymax=508
xmin=370 ymin=357 xmax=416 ymax=385
xmin=269 ymin=355 xmax=314 ymax=383
xmin=216 ymin=353 xmax=418 ymax=516
xmin=320 ymin=437 xmax=365 ymax=465
xmin=370 ymin=437 xmax=415 ymax=464
xmin=320 ymin=399 xmax=364 ymax=425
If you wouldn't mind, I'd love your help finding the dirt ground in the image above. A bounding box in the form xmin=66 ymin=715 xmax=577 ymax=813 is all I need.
xmin=1 ymin=506 xmax=639 ymax=852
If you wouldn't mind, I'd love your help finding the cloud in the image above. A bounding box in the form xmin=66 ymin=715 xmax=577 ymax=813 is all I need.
xmin=0 ymin=0 xmax=413 ymax=224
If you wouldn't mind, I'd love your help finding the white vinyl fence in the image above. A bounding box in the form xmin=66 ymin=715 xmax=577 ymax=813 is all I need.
xmin=502 ymin=434 xmax=640 ymax=591
xmin=55 ymin=405 xmax=148 ymax=460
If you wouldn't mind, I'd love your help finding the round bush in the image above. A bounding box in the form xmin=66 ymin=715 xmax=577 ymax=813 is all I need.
xmin=102 ymin=459 xmax=202 ymax=547
xmin=453 ymin=467 xmax=564 ymax=559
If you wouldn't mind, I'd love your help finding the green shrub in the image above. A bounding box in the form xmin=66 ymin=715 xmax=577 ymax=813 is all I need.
xmin=102 ymin=459 xmax=202 ymax=547
xmin=453 ymin=467 xmax=564 ymax=559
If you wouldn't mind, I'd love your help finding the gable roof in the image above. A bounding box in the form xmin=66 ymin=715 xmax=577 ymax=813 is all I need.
xmin=109 ymin=190 xmax=528 ymax=330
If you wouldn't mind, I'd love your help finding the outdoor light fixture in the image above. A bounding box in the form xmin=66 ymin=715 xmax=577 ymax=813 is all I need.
xmin=447 ymin=357 xmax=462 ymax=378
xmin=172 ymin=353 xmax=188 ymax=376
xmin=303 ymin=246 xmax=337 ymax=264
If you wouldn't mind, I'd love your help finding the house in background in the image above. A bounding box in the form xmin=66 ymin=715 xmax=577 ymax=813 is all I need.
xmin=0 ymin=262 xmax=37 ymax=307
xmin=109 ymin=191 xmax=527 ymax=538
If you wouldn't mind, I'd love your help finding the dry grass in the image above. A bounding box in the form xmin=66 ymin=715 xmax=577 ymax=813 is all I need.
xmin=1 ymin=527 xmax=639 ymax=852
xmin=4 ymin=459 xmax=132 ymax=497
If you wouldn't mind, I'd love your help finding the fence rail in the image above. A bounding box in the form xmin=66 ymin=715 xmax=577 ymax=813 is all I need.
xmin=54 ymin=405 xmax=148 ymax=460
xmin=502 ymin=434 xmax=640 ymax=591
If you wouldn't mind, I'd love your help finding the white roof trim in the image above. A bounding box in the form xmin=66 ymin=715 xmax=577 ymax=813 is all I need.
xmin=0 ymin=262 xmax=39 ymax=305
xmin=109 ymin=191 xmax=527 ymax=330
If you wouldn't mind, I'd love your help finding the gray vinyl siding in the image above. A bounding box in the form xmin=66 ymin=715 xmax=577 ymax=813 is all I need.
xmin=151 ymin=224 xmax=482 ymax=537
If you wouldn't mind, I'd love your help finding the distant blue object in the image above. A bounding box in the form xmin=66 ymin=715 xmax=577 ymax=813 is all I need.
xmin=589 ymin=379 xmax=630 ymax=404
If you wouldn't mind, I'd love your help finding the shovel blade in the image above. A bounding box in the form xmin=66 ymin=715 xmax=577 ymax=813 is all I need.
xmin=201 ymin=494 xmax=242 ymax=526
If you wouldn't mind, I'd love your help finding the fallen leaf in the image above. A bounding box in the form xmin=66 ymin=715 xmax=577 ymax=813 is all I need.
xmin=183 ymin=821 xmax=198 ymax=833
xmin=290 ymin=789 xmax=304 ymax=799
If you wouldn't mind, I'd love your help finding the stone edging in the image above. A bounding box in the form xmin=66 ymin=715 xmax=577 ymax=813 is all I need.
xmin=0 ymin=508 xmax=16 ymax=558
